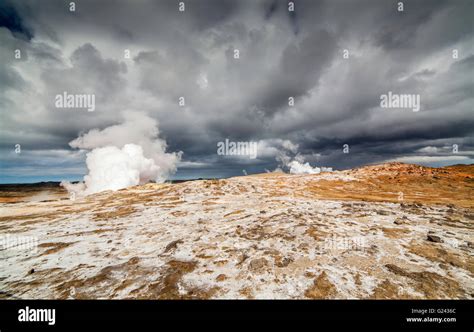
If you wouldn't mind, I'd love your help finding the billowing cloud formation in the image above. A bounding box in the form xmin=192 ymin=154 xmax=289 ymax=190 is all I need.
xmin=0 ymin=0 xmax=473 ymax=183
xmin=62 ymin=112 xmax=181 ymax=195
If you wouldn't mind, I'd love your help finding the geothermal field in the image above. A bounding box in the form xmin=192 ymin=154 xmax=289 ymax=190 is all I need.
xmin=0 ymin=162 xmax=472 ymax=299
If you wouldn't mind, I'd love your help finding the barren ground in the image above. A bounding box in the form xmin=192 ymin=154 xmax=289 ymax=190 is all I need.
xmin=1 ymin=163 xmax=473 ymax=299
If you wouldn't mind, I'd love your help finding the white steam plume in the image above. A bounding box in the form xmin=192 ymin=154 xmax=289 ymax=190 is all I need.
xmin=61 ymin=112 xmax=181 ymax=196
xmin=275 ymin=141 xmax=332 ymax=174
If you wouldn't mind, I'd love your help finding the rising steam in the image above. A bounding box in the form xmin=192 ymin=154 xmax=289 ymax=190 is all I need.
xmin=61 ymin=112 xmax=181 ymax=196
xmin=276 ymin=140 xmax=332 ymax=174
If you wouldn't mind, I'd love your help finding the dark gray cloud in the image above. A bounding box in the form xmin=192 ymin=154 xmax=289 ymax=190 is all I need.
xmin=0 ymin=1 xmax=33 ymax=40
xmin=0 ymin=0 xmax=473 ymax=182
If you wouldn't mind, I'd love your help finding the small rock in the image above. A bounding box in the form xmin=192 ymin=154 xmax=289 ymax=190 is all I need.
xmin=248 ymin=258 xmax=268 ymax=272
xmin=275 ymin=256 xmax=293 ymax=268
xmin=215 ymin=274 xmax=227 ymax=282
xmin=163 ymin=239 xmax=183 ymax=253
xmin=394 ymin=218 xmax=404 ymax=225
xmin=464 ymin=214 xmax=474 ymax=220
xmin=427 ymin=234 xmax=443 ymax=243
xmin=28 ymin=268 xmax=35 ymax=274
xmin=298 ymin=242 xmax=309 ymax=250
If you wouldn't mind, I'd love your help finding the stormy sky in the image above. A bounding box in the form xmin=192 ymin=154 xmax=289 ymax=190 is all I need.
xmin=0 ymin=0 xmax=473 ymax=183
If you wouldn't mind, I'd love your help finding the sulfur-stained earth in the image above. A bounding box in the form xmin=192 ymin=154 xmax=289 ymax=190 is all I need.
xmin=0 ymin=162 xmax=473 ymax=299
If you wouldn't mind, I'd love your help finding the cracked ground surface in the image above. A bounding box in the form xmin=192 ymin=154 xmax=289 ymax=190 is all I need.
xmin=1 ymin=163 xmax=473 ymax=299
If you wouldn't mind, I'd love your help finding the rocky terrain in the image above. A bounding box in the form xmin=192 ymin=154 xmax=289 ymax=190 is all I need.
xmin=0 ymin=162 xmax=473 ymax=299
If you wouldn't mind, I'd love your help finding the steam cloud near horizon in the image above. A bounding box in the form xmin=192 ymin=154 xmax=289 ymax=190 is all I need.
xmin=61 ymin=112 xmax=181 ymax=196
xmin=276 ymin=140 xmax=333 ymax=174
